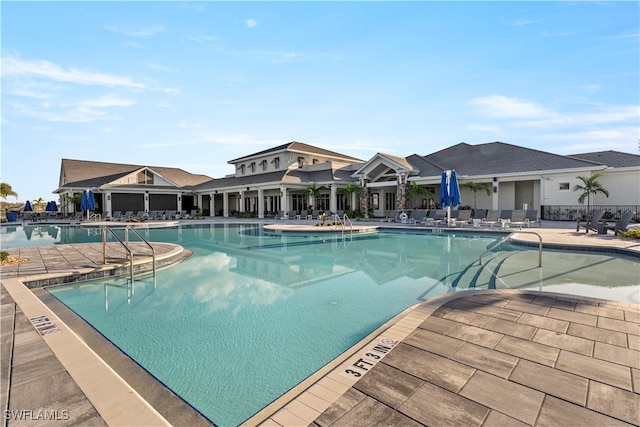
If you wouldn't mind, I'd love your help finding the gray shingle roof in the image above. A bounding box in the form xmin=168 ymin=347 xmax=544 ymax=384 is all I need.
xmin=60 ymin=159 xmax=212 ymax=189
xmin=567 ymin=151 xmax=640 ymax=168
xmin=422 ymin=142 xmax=601 ymax=176
xmin=228 ymin=141 xmax=363 ymax=164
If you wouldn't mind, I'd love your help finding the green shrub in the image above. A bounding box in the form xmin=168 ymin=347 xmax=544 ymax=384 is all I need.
xmin=236 ymin=211 xmax=255 ymax=218
xmin=0 ymin=251 xmax=9 ymax=261
xmin=620 ymin=229 xmax=640 ymax=239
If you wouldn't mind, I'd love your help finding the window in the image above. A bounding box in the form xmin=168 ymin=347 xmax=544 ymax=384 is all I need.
xmin=317 ymin=194 xmax=330 ymax=211
xmin=369 ymin=193 xmax=380 ymax=210
xmin=385 ymin=193 xmax=396 ymax=210
xmin=261 ymin=160 xmax=268 ymax=171
xmin=559 ymin=182 xmax=570 ymax=190
xmin=239 ymin=164 xmax=246 ymax=175
xmin=291 ymin=194 xmax=307 ymax=212
xmin=272 ymin=157 xmax=280 ymax=169
xmin=137 ymin=170 xmax=154 ymax=184
xmin=298 ymin=157 xmax=305 ymax=168
xmin=312 ymin=158 xmax=319 ymax=165
xmin=250 ymin=162 xmax=256 ymax=173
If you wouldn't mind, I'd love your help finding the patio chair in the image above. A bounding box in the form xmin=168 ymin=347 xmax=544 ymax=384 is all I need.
xmin=407 ymin=209 xmax=427 ymax=224
xmin=381 ymin=210 xmax=398 ymax=223
xmin=111 ymin=211 xmax=122 ymax=221
xmin=599 ymin=211 xmax=635 ymax=236
xmin=509 ymin=210 xmax=528 ymax=229
xmin=525 ymin=210 xmax=541 ymax=227
xmin=422 ymin=209 xmax=446 ymax=226
xmin=287 ymin=210 xmax=298 ymax=220
xmin=454 ymin=210 xmax=472 ymax=227
xmin=576 ymin=210 xmax=605 ymax=234
xmin=481 ymin=210 xmax=500 ymax=227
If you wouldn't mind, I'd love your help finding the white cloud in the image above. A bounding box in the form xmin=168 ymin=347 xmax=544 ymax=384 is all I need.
xmin=246 ymin=18 xmax=258 ymax=29
xmin=104 ymin=24 xmax=165 ymax=38
xmin=2 ymin=56 xmax=147 ymax=89
xmin=467 ymin=95 xmax=551 ymax=119
xmin=72 ymin=95 xmax=136 ymax=108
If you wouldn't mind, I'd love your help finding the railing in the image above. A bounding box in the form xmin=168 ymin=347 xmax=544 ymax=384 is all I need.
xmin=101 ymin=225 xmax=156 ymax=283
xmin=475 ymin=230 xmax=543 ymax=290
xmin=479 ymin=231 xmax=543 ymax=267
xmin=332 ymin=213 xmax=353 ymax=237
xmin=542 ymin=205 xmax=639 ymax=222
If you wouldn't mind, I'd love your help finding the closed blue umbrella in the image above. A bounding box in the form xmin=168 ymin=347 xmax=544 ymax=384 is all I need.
xmin=449 ymin=170 xmax=461 ymax=207
xmin=24 ymin=200 xmax=32 ymax=212
xmin=439 ymin=171 xmax=448 ymax=207
xmin=81 ymin=190 xmax=96 ymax=220
xmin=87 ymin=190 xmax=96 ymax=211
xmin=440 ymin=170 xmax=462 ymax=225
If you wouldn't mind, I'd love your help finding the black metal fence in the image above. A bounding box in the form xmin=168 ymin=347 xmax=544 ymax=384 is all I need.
xmin=541 ymin=205 xmax=639 ymax=222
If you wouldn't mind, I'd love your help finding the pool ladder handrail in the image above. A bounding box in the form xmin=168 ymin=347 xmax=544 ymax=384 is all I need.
xmin=102 ymin=225 xmax=156 ymax=283
xmin=475 ymin=231 xmax=543 ymax=290
xmin=332 ymin=213 xmax=353 ymax=237
xmin=478 ymin=231 xmax=543 ymax=267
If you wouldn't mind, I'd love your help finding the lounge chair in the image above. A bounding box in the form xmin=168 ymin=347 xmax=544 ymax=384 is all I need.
xmin=111 ymin=211 xmax=122 ymax=221
xmin=599 ymin=211 xmax=635 ymax=236
xmin=122 ymin=211 xmax=134 ymax=221
xmin=525 ymin=210 xmax=540 ymax=227
xmin=422 ymin=209 xmax=446 ymax=226
xmin=454 ymin=210 xmax=472 ymax=227
xmin=287 ymin=210 xmax=298 ymax=220
xmin=135 ymin=211 xmax=149 ymax=220
xmin=509 ymin=210 xmax=528 ymax=229
xmin=576 ymin=210 xmax=605 ymax=234
xmin=481 ymin=210 xmax=500 ymax=227
xmin=381 ymin=210 xmax=398 ymax=223
xmin=407 ymin=209 xmax=427 ymax=224
xmin=499 ymin=210 xmax=512 ymax=227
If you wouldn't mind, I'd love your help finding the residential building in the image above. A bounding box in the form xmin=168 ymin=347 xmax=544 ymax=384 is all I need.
xmin=54 ymin=141 xmax=640 ymax=219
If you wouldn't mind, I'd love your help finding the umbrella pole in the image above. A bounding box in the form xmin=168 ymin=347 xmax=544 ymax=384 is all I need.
xmin=446 ymin=170 xmax=451 ymax=225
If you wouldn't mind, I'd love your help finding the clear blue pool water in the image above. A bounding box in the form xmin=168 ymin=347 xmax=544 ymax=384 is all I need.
xmin=3 ymin=223 xmax=639 ymax=425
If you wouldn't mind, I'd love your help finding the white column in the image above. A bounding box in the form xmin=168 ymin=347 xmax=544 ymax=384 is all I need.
xmin=144 ymin=193 xmax=150 ymax=212
xmin=330 ymin=184 xmax=336 ymax=214
xmin=258 ymin=188 xmax=264 ymax=219
xmin=492 ymin=180 xmax=499 ymax=210
xmin=281 ymin=187 xmax=289 ymax=216
xmin=209 ymin=193 xmax=214 ymax=216
xmin=105 ymin=192 xmax=112 ymax=216
xmin=177 ymin=194 xmax=183 ymax=212
xmin=223 ymin=192 xmax=229 ymax=217
xmin=238 ymin=190 xmax=245 ymax=212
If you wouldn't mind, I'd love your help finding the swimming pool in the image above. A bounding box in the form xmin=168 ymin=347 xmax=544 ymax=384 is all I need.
xmin=4 ymin=224 xmax=640 ymax=425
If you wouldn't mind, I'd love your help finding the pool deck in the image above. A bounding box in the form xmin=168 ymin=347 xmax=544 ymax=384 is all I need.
xmin=1 ymin=219 xmax=639 ymax=426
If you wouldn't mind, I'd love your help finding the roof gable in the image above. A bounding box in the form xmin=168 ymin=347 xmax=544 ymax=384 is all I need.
xmin=228 ymin=141 xmax=363 ymax=164
xmin=59 ymin=159 xmax=212 ymax=189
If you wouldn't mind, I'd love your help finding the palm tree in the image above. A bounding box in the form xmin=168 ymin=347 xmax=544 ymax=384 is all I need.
xmin=337 ymin=183 xmax=363 ymax=211
xmin=33 ymin=196 xmax=46 ymax=213
xmin=459 ymin=181 xmax=492 ymax=210
xmin=573 ymin=173 xmax=609 ymax=215
xmin=405 ymin=182 xmax=432 ymax=208
xmin=0 ymin=182 xmax=18 ymax=200
xmin=305 ymin=182 xmax=325 ymax=211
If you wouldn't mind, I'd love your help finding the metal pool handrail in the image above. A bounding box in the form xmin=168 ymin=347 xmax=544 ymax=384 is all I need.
xmin=101 ymin=225 xmax=157 ymax=283
xmin=478 ymin=231 xmax=543 ymax=267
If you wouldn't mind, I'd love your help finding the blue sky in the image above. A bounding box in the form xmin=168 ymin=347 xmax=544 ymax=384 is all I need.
xmin=2 ymin=1 xmax=638 ymax=204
